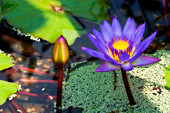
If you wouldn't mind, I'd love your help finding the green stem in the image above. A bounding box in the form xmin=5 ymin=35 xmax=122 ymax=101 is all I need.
xmin=121 ymin=68 xmax=136 ymax=105
xmin=57 ymin=68 xmax=63 ymax=112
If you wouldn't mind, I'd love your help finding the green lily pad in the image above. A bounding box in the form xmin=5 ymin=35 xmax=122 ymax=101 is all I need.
xmin=0 ymin=80 xmax=18 ymax=105
xmin=165 ymin=64 xmax=170 ymax=90
xmin=90 ymin=0 xmax=110 ymax=23
xmin=1 ymin=0 xmax=109 ymax=45
xmin=0 ymin=51 xmax=14 ymax=71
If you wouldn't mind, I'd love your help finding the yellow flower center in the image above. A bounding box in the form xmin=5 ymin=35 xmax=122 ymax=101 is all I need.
xmin=112 ymin=40 xmax=129 ymax=51
xmin=108 ymin=40 xmax=131 ymax=62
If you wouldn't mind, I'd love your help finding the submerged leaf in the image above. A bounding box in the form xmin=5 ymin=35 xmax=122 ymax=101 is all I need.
xmin=1 ymin=0 xmax=110 ymax=45
xmin=0 ymin=50 xmax=14 ymax=71
xmin=0 ymin=80 xmax=18 ymax=105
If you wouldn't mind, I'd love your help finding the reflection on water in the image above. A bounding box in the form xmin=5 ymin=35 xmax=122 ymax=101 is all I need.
xmin=0 ymin=0 xmax=169 ymax=112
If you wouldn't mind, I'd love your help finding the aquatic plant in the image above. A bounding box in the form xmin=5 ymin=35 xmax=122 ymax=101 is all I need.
xmin=82 ymin=17 xmax=160 ymax=105
xmin=52 ymin=36 xmax=69 ymax=110
xmin=62 ymin=50 xmax=170 ymax=113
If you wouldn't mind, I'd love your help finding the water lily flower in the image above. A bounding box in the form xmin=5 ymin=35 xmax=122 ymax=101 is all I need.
xmin=52 ymin=35 xmax=69 ymax=69
xmin=82 ymin=17 xmax=160 ymax=71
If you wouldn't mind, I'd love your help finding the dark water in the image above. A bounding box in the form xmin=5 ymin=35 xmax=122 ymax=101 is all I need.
xmin=0 ymin=0 xmax=169 ymax=113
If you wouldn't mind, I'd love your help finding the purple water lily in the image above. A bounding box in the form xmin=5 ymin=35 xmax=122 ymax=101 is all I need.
xmin=82 ymin=17 xmax=160 ymax=71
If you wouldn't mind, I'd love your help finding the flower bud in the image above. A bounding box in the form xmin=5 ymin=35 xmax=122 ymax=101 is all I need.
xmin=52 ymin=35 xmax=69 ymax=69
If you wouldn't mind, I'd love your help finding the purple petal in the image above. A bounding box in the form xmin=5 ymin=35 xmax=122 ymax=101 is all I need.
xmin=92 ymin=29 xmax=108 ymax=52
xmin=103 ymin=20 xmax=113 ymax=36
xmin=87 ymin=34 xmax=99 ymax=49
xmin=131 ymin=55 xmax=161 ymax=66
xmin=97 ymin=40 xmax=109 ymax=54
xmin=135 ymin=31 xmax=157 ymax=54
xmin=135 ymin=24 xmax=142 ymax=32
xmin=92 ymin=28 xmax=103 ymax=40
xmin=92 ymin=28 xmax=106 ymax=44
xmin=123 ymin=17 xmax=131 ymax=29
xmin=100 ymin=24 xmax=112 ymax=43
xmin=140 ymin=31 xmax=157 ymax=52
xmin=130 ymin=31 xmax=157 ymax=62
xmin=128 ymin=51 xmax=142 ymax=62
xmin=82 ymin=47 xmax=108 ymax=61
xmin=104 ymin=53 xmax=121 ymax=65
xmin=96 ymin=61 xmax=121 ymax=72
xmin=112 ymin=17 xmax=122 ymax=37
xmin=133 ymin=23 xmax=145 ymax=47
xmin=119 ymin=52 xmax=130 ymax=62
xmin=123 ymin=18 xmax=135 ymax=41
xmin=121 ymin=62 xmax=134 ymax=71
xmin=87 ymin=33 xmax=107 ymax=52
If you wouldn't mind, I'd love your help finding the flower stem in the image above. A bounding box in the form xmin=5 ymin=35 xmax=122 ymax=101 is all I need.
xmin=7 ymin=101 xmax=17 ymax=113
xmin=57 ymin=69 xmax=63 ymax=110
xmin=113 ymin=71 xmax=117 ymax=90
xmin=11 ymin=100 xmax=27 ymax=113
xmin=19 ymin=66 xmax=58 ymax=77
xmin=0 ymin=108 xmax=5 ymax=113
xmin=121 ymin=68 xmax=136 ymax=105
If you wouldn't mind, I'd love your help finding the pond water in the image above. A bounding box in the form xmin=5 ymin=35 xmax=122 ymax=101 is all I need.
xmin=0 ymin=0 xmax=169 ymax=113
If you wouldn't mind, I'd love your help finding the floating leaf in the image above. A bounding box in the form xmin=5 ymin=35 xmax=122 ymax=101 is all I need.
xmin=0 ymin=50 xmax=14 ymax=71
xmin=1 ymin=0 xmax=110 ymax=45
xmin=165 ymin=64 xmax=170 ymax=90
xmin=90 ymin=0 xmax=110 ymax=23
xmin=0 ymin=80 xmax=18 ymax=105
xmin=57 ymin=0 xmax=96 ymax=21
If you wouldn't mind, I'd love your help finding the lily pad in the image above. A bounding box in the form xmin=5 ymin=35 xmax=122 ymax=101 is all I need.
xmin=90 ymin=0 xmax=110 ymax=23
xmin=0 ymin=80 xmax=18 ymax=105
xmin=1 ymin=0 xmax=109 ymax=45
xmin=0 ymin=50 xmax=14 ymax=71
xmin=165 ymin=64 xmax=170 ymax=90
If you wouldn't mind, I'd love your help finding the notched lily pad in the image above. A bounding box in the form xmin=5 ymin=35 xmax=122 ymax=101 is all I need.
xmin=1 ymin=0 xmax=110 ymax=45
xmin=0 ymin=50 xmax=14 ymax=71
xmin=0 ymin=80 xmax=18 ymax=105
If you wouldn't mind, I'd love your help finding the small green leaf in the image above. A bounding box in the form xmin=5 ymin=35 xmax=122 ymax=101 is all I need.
xmin=165 ymin=64 xmax=170 ymax=90
xmin=0 ymin=51 xmax=14 ymax=71
xmin=0 ymin=80 xmax=18 ymax=105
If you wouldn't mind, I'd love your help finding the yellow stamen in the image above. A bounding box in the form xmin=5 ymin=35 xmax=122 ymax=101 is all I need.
xmin=112 ymin=40 xmax=129 ymax=51
xmin=128 ymin=51 xmax=134 ymax=58
xmin=108 ymin=48 xmax=114 ymax=59
xmin=108 ymin=47 xmax=120 ymax=62
xmin=107 ymin=39 xmax=131 ymax=62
